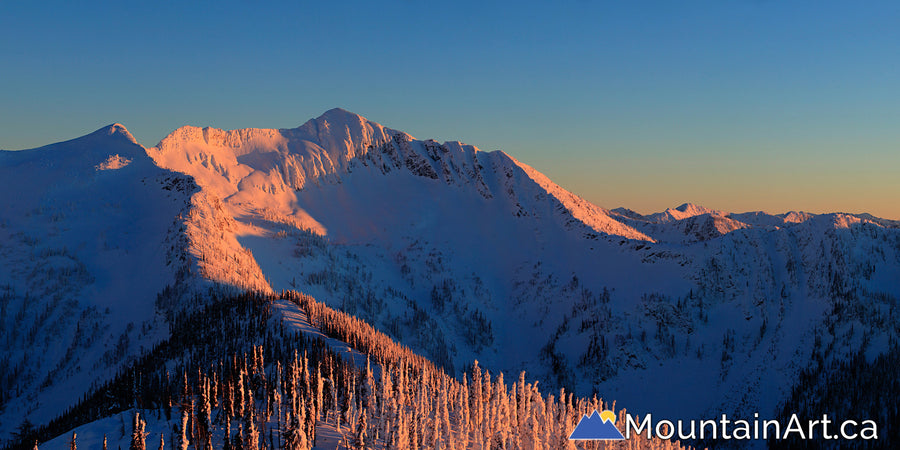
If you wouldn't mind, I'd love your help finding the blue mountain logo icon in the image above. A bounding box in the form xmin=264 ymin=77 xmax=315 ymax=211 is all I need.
xmin=569 ymin=409 xmax=626 ymax=440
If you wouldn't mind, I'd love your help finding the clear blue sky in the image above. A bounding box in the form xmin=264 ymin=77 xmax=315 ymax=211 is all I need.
xmin=2 ymin=1 xmax=899 ymax=218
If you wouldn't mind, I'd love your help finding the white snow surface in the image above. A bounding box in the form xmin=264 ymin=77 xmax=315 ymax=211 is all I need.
xmin=0 ymin=125 xmax=196 ymax=438
xmin=4 ymin=109 xmax=900 ymax=444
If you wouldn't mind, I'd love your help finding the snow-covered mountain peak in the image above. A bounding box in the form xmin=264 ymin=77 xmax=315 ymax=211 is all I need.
xmin=145 ymin=109 xmax=653 ymax=241
xmin=150 ymin=108 xmax=405 ymax=189
xmin=292 ymin=107 xmax=408 ymax=159
xmin=0 ymin=123 xmax=204 ymax=432
xmin=782 ymin=210 xmax=815 ymax=224
xmin=675 ymin=202 xmax=715 ymax=215
xmin=76 ymin=122 xmax=137 ymax=144
xmin=7 ymin=115 xmax=900 ymax=447
xmin=104 ymin=122 xmax=135 ymax=138
xmin=649 ymin=202 xmax=724 ymax=223
xmin=311 ymin=107 xmax=395 ymax=135
xmin=0 ymin=123 xmax=148 ymax=178
xmin=76 ymin=123 xmax=141 ymax=149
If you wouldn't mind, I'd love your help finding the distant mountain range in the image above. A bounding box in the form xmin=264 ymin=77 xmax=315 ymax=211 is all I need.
xmin=2 ymin=109 xmax=898 ymax=447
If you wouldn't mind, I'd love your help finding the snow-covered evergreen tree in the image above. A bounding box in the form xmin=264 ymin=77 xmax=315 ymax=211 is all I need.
xmin=179 ymin=403 xmax=190 ymax=450
xmin=224 ymin=418 xmax=233 ymax=450
xmin=244 ymin=389 xmax=258 ymax=450
xmin=353 ymin=408 xmax=368 ymax=450
xmin=130 ymin=412 xmax=146 ymax=450
xmin=198 ymin=374 xmax=212 ymax=450
xmin=470 ymin=361 xmax=483 ymax=447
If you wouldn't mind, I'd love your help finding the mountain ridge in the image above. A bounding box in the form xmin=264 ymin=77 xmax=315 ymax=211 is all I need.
xmin=13 ymin=113 xmax=891 ymax=228
xmin=3 ymin=109 xmax=900 ymax=445
xmin=146 ymin=109 xmax=655 ymax=243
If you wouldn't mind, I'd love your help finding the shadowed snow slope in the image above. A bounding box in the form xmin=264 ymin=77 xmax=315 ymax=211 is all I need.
xmin=0 ymin=125 xmax=198 ymax=436
xmin=4 ymin=111 xmax=900 ymax=444
xmin=145 ymin=109 xmax=900 ymax=425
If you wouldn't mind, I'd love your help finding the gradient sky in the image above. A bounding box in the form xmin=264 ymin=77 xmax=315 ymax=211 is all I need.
xmin=2 ymin=1 xmax=899 ymax=219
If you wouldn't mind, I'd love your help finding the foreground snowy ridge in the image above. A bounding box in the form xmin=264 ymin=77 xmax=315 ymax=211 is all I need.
xmin=30 ymin=290 xmax=693 ymax=450
xmin=3 ymin=110 xmax=899 ymax=448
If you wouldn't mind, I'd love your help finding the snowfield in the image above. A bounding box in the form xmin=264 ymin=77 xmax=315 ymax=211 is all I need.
xmin=2 ymin=109 xmax=899 ymax=448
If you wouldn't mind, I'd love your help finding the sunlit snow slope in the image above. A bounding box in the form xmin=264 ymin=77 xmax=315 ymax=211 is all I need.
xmin=4 ymin=110 xmax=900 ymax=443
xmin=147 ymin=108 xmax=900 ymax=425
